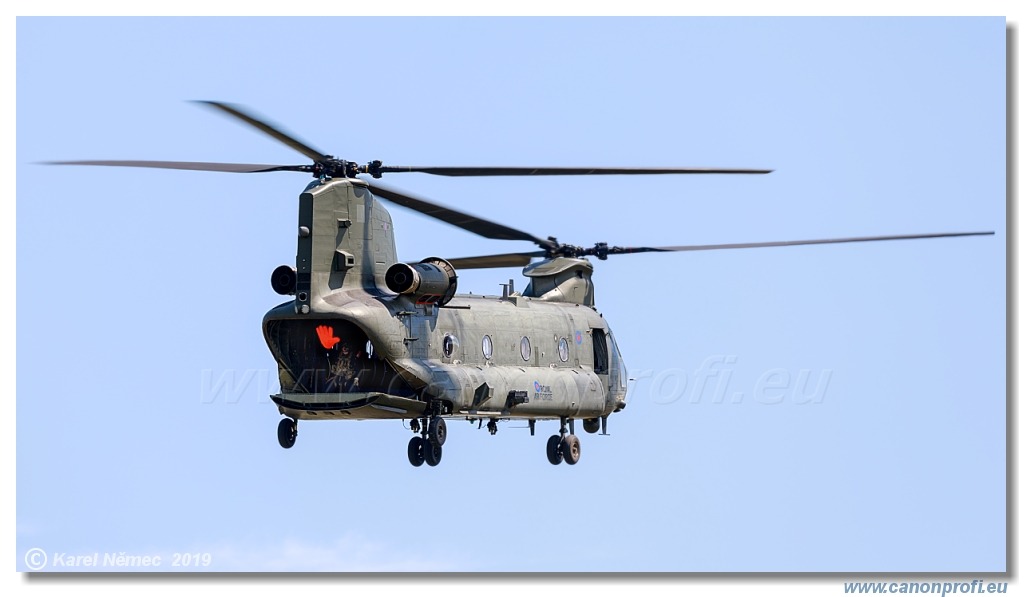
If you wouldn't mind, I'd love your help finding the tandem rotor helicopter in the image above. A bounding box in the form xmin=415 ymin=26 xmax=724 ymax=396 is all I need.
xmin=52 ymin=102 xmax=994 ymax=468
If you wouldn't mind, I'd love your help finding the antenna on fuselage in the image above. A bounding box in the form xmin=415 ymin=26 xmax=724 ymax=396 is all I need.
xmin=500 ymin=279 xmax=515 ymax=300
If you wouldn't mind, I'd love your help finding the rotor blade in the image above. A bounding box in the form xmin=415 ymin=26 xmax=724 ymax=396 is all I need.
xmin=608 ymin=231 xmax=996 ymax=255
xmin=378 ymin=166 xmax=773 ymax=177
xmin=446 ymin=252 xmax=547 ymax=270
xmin=45 ymin=159 xmax=310 ymax=173
xmin=367 ymin=182 xmax=551 ymax=246
xmin=194 ymin=101 xmax=330 ymax=163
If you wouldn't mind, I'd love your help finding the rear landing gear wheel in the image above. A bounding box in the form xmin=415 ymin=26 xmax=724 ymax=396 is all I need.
xmin=277 ymin=418 xmax=297 ymax=449
xmin=583 ymin=418 xmax=601 ymax=434
xmin=425 ymin=442 xmax=443 ymax=467
xmin=428 ymin=417 xmax=447 ymax=447
xmin=546 ymin=435 xmax=564 ymax=465
xmin=407 ymin=436 xmax=426 ymax=467
xmin=561 ymin=434 xmax=581 ymax=465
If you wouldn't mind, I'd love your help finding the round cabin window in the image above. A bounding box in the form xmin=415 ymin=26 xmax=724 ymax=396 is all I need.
xmin=482 ymin=335 xmax=493 ymax=359
xmin=442 ymin=334 xmax=457 ymax=358
xmin=558 ymin=337 xmax=569 ymax=362
xmin=520 ymin=336 xmax=532 ymax=361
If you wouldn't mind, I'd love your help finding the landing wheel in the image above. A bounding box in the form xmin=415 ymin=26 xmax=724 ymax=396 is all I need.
xmin=425 ymin=442 xmax=443 ymax=467
xmin=546 ymin=435 xmax=564 ymax=465
xmin=428 ymin=417 xmax=447 ymax=447
xmin=583 ymin=418 xmax=601 ymax=434
xmin=277 ymin=418 xmax=297 ymax=449
xmin=561 ymin=434 xmax=581 ymax=465
xmin=407 ymin=436 xmax=426 ymax=467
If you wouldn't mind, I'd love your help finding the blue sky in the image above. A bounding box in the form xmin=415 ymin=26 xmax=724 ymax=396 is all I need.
xmin=15 ymin=16 xmax=1006 ymax=576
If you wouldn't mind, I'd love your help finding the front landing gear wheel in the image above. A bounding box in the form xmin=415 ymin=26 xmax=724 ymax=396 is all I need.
xmin=561 ymin=434 xmax=581 ymax=465
xmin=425 ymin=442 xmax=443 ymax=467
xmin=546 ymin=435 xmax=564 ymax=465
xmin=428 ymin=417 xmax=447 ymax=447
xmin=407 ymin=436 xmax=426 ymax=467
xmin=277 ymin=418 xmax=297 ymax=449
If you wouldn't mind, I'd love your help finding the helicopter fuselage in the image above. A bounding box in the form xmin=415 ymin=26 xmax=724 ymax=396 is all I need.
xmin=261 ymin=176 xmax=627 ymax=427
xmin=264 ymin=290 xmax=627 ymax=423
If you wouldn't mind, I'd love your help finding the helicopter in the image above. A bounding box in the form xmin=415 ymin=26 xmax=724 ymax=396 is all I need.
xmin=51 ymin=101 xmax=995 ymax=468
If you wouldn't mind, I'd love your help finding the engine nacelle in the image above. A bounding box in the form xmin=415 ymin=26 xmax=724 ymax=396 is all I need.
xmin=385 ymin=257 xmax=458 ymax=306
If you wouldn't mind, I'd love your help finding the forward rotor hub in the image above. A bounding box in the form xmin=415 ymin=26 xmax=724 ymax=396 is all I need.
xmin=547 ymin=241 xmax=614 ymax=260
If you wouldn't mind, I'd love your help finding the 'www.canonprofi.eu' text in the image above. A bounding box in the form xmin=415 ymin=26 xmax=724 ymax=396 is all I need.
xmin=843 ymin=581 xmax=1007 ymax=596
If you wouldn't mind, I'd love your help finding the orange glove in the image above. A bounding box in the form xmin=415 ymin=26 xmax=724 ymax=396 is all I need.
xmin=316 ymin=325 xmax=340 ymax=350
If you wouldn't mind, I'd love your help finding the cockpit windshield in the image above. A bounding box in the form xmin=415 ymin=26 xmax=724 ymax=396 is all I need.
xmin=609 ymin=331 xmax=627 ymax=390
